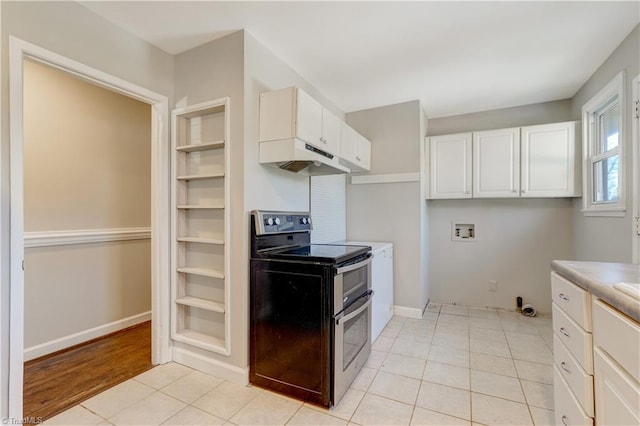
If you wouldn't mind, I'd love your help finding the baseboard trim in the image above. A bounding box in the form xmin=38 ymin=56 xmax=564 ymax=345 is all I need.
xmin=393 ymin=305 xmax=424 ymax=319
xmin=172 ymin=347 xmax=248 ymax=385
xmin=24 ymin=311 xmax=151 ymax=361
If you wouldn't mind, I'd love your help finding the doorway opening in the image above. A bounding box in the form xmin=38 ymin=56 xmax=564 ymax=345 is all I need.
xmin=21 ymin=58 xmax=154 ymax=420
xmin=8 ymin=37 xmax=170 ymax=419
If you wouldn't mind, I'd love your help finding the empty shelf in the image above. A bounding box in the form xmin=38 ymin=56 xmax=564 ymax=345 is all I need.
xmin=177 ymin=267 xmax=224 ymax=279
xmin=176 ymin=173 xmax=225 ymax=181
xmin=175 ymin=296 xmax=225 ymax=313
xmin=176 ymin=140 xmax=225 ymax=152
xmin=177 ymin=237 xmax=224 ymax=245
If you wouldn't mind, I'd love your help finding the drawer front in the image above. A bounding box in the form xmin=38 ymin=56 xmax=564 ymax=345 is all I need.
xmin=594 ymin=347 xmax=640 ymax=426
xmin=554 ymin=366 xmax=593 ymax=426
xmin=553 ymin=303 xmax=593 ymax=374
xmin=553 ymin=334 xmax=594 ymax=416
xmin=593 ymin=299 xmax=640 ymax=382
xmin=551 ymin=272 xmax=592 ymax=331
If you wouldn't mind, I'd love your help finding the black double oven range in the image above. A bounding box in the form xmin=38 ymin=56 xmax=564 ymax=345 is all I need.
xmin=249 ymin=210 xmax=373 ymax=407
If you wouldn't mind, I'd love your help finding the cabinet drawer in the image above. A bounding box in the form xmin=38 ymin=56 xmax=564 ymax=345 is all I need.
xmin=553 ymin=334 xmax=594 ymax=416
xmin=594 ymin=347 xmax=640 ymax=426
xmin=554 ymin=366 xmax=593 ymax=426
xmin=553 ymin=303 xmax=593 ymax=374
xmin=593 ymin=299 xmax=640 ymax=382
xmin=551 ymin=272 xmax=592 ymax=331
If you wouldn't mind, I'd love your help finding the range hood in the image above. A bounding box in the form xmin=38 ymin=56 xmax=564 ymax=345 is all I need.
xmin=259 ymin=138 xmax=351 ymax=176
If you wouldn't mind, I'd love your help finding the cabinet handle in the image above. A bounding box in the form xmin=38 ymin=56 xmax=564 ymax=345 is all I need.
xmin=356 ymin=156 xmax=361 ymax=161
xmin=559 ymin=293 xmax=569 ymax=301
xmin=560 ymin=361 xmax=571 ymax=374
xmin=560 ymin=327 xmax=570 ymax=338
xmin=561 ymin=415 xmax=568 ymax=425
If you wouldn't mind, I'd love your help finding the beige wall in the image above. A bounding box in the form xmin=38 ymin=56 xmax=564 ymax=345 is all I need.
xmin=570 ymin=24 xmax=639 ymax=263
xmin=427 ymin=100 xmax=575 ymax=313
xmin=24 ymin=60 xmax=151 ymax=230
xmin=23 ymin=60 xmax=151 ymax=351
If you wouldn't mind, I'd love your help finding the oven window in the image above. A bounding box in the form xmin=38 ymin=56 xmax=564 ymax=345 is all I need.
xmin=342 ymin=306 xmax=368 ymax=371
xmin=342 ymin=265 xmax=368 ymax=301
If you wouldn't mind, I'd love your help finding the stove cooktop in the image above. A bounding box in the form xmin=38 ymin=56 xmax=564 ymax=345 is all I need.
xmin=267 ymin=244 xmax=370 ymax=264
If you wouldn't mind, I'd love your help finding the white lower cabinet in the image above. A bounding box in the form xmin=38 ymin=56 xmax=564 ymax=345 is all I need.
xmin=592 ymin=299 xmax=640 ymax=426
xmin=370 ymin=243 xmax=393 ymax=342
xmin=551 ymin=272 xmax=594 ymax=424
xmin=552 ymin=272 xmax=640 ymax=426
xmin=554 ymin=366 xmax=593 ymax=426
xmin=593 ymin=348 xmax=640 ymax=426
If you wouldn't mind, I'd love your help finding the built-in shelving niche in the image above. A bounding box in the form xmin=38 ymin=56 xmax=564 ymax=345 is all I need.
xmin=171 ymin=98 xmax=230 ymax=355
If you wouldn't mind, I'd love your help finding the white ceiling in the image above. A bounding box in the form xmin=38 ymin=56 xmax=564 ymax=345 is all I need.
xmin=79 ymin=1 xmax=639 ymax=118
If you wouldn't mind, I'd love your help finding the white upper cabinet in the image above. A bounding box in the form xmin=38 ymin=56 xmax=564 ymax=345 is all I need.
xmin=426 ymin=121 xmax=580 ymax=199
xmin=339 ymin=122 xmax=371 ymax=172
xmin=521 ymin=121 xmax=581 ymax=197
xmin=473 ymin=128 xmax=520 ymax=198
xmin=427 ymin=132 xmax=472 ymax=199
xmin=259 ymin=86 xmax=339 ymax=156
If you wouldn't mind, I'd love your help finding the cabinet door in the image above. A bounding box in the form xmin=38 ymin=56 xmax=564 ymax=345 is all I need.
xmin=593 ymin=348 xmax=640 ymax=426
xmin=320 ymin=108 xmax=341 ymax=156
xmin=357 ymin=135 xmax=371 ymax=171
xmin=473 ymin=128 xmax=520 ymax=198
xmin=339 ymin=122 xmax=358 ymax=163
xmin=428 ymin=133 xmax=472 ymax=199
xmin=521 ymin=121 xmax=579 ymax=197
xmin=295 ymin=88 xmax=323 ymax=149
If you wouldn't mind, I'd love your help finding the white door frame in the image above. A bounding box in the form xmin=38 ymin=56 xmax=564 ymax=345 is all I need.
xmin=8 ymin=37 xmax=171 ymax=417
xmin=633 ymin=73 xmax=640 ymax=264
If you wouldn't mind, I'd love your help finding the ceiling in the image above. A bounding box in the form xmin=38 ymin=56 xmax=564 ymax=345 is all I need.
xmin=79 ymin=1 xmax=639 ymax=118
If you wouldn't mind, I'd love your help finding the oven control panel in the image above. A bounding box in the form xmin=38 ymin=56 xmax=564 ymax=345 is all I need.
xmin=252 ymin=210 xmax=312 ymax=235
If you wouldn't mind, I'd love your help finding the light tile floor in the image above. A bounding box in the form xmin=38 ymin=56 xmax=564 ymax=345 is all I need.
xmin=45 ymin=304 xmax=554 ymax=425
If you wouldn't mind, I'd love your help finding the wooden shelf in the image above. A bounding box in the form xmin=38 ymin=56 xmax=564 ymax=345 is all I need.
xmin=177 ymin=204 xmax=224 ymax=210
xmin=173 ymin=330 xmax=227 ymax=354
xmin=177 ymin=267 xmax=224 ymax=279
xmin=177 ymin=237 xmax=224 ymax=245
xmin=176 ymin=140 xmax=225 ymax=152
xmin=176 ymin=296 xmax=225 ymax=313
xmin=177 ymin=173 xmax=225 ymax=181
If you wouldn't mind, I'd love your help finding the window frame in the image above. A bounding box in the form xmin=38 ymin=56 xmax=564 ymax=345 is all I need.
xmin=582 ymin=71 xmax=626 ymax=217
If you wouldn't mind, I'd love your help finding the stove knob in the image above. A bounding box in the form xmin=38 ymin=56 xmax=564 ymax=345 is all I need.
xmin=274 ymin=217 xmax=281 ymax=225
xmin=264 ymin=217 xmax=274 ymax=226
xmin=300 ymin=217 xmax=308 ymax=225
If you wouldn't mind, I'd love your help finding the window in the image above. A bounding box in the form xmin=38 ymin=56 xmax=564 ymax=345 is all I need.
xmin=582 ymin=72 xmax=626 ymax=216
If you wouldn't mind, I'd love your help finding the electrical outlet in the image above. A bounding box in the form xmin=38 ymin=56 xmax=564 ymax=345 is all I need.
xmin=488 ymin=280 xmax=498 ymax=292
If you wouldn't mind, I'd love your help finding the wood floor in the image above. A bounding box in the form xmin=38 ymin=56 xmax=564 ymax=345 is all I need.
xmin=23 ymin=321 xmax=153 ymax=422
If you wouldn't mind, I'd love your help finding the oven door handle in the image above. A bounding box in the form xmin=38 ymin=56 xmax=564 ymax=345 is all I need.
xmin=335 ymin=255 xmax=372 ymax=275
xmin=335 ymin=290 xmax=374 ymax=326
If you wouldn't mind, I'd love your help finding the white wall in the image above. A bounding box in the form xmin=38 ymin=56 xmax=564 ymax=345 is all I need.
xmin=1 ymin=1 xmax=173 ymax=416
xmin=173 ymin=31 xmax=246 ymax=371
xmin=23 ymin=60 xmax=151 ymax=355
xmin=427 ymin=100 xmax=574 ymax=313
xmin=346 ymin=100 xmax=428 ymax=314
xmin=172 ymin=30 xmax=348 ymax=374
xmin=570 ymin=24 xmax=639 ymax=263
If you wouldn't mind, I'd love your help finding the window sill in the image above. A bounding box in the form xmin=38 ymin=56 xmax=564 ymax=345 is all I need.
xmin=581 ymin=207 xmax=626 ymax=217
